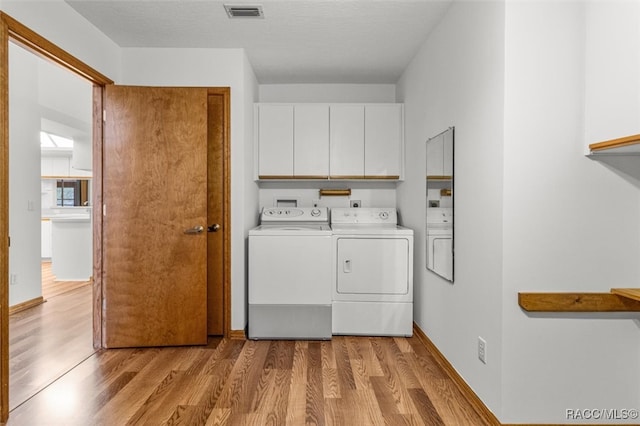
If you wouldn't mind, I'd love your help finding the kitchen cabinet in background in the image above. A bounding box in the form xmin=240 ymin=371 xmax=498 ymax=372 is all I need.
xmin=41 ymin=155 xmax=92 ymax=178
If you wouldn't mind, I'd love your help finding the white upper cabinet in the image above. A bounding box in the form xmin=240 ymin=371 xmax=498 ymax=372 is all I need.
xmin=42 ymin=156 xmax=70 ymax=177
xmin=255 ymin=103 xmax=404 ymax=180
xmin=426 ymin=133 xmax=444 ymax=177
xmin=329 ymin=105 xmax=365 ymax=178
xmin=364 ymin=104 xmax=402 ymax=178
xmin=294 ymin=105 xmax=329 ymax=177
xmin=257 ymin=105 xmax=294 ymax=177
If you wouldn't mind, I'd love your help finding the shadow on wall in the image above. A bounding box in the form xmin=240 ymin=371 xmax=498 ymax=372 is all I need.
xmin=588 ymin=156 xmax=640 ymax=189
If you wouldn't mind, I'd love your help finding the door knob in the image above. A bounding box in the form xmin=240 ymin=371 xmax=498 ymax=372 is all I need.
xmin=184 ymin=225 xmax=204 ymax=234
xmin=208 ymin=224 xmax=220 ymax=232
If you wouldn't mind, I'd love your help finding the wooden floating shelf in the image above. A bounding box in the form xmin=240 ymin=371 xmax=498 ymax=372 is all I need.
xmin=519 ymin=289 xmax=640 ymax=312
xmin=589 ymin=134 xmax=640 ymax=155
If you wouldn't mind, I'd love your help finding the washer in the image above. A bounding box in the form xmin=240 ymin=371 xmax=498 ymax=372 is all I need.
xmin=331 ymin=208 xmax=414 ymax=336
xmin=248 ymin=207 xmax=332 ymax=339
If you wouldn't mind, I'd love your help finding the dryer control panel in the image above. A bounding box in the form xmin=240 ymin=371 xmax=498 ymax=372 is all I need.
xmin=331 ymin=208 xmax=398 ymax=225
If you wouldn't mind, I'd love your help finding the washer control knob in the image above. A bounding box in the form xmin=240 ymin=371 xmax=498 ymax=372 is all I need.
xmin=311 ymin=208 xmax=321 ymax=217
xmin=379 ymin=211 xmax=389 ymax=220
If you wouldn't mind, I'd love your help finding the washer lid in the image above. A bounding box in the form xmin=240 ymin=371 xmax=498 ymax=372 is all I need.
xmin=250 ymin=224 xmax=332 ymax=236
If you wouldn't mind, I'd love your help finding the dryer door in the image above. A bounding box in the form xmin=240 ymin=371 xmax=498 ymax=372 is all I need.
xmin=336 ymin=237 xmax=409 ymax=296
xmin=428 ymin=235 xmax=453 ymax=281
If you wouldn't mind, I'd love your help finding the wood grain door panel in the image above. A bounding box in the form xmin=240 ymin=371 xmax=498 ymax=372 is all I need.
xmin=207 ymin=94 xmax=224 ymax=335
xmin=103 ymin=86 xmax=208 ymax=348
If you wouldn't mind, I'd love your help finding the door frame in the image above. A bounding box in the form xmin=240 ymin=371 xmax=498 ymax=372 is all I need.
xmin=0 ymin=12 xmax=232 ymax=422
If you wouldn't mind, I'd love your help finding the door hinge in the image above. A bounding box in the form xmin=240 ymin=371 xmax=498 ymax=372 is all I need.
xmin=7 ymin=236 xmax=10 ymax=247
xmin=103 ymin=110 xmax=106 ymax=122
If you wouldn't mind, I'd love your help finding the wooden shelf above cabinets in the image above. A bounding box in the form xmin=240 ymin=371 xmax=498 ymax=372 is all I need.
xmin=518 ymin=288 xmax=640 ymax=312
xmin=589 ymin=134 xmax=640 ymax=155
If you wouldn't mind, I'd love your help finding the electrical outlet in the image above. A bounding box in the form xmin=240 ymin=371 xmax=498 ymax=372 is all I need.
xmin=478 ymin=336 xmax=487 ymax=364
xmin=10 ymin=274 xmax=17 ymax=286
xmin=350 ymin=200 xmax=361 ymax=208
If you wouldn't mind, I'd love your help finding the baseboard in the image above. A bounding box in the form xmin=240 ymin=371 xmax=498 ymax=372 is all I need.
xmin=9 ymin=296 xmax=45 ymax=315
xmin=228 ymin=329 xmax=246 ymax=340
xmin=412 ymin=322 xmax=501 ymax=426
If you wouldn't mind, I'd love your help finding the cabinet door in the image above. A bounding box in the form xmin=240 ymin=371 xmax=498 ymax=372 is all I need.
xmin=69 ymin=165 xmax=93 ymax=177
xmin=294 ymin=105 xmax=329 ymax=178
xmin=52 ymin=157 xmax=70 ymax=176
xmin=41 ymin=157 xmax=53 ymax=176
xmin=330 ymin=105 xmax=364 ymax=178
xmin=258 ymin=105 xmax=294 ymax=177
xmin=365 ymin=104 xmax=402 ymax=178
xmin=443 ymin=127 xmax=453 ymax=177
xmin=426 ymin=133 xmax=444 ymax=177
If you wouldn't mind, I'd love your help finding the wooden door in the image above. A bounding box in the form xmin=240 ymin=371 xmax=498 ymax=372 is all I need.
xmin=206 ymin=93 xmax=225 ymax=335
xmin=102 ymin=86 xmax=209 ymax=348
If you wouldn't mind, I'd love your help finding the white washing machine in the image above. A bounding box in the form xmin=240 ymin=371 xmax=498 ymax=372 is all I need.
xmin=427 ymin=208 xmax=453 ymax=281
xmin=330 ymin=208 xmax=414 ymax=336
xmin=248 ymin=207 xmax=332 ymax=339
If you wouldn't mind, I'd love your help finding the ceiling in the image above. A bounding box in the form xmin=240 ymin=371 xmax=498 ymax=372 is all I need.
xmin=65 ymin=0 xmax=452 ymax=84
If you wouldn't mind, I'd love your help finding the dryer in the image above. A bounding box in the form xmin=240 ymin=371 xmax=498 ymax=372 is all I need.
xmin=330 ymin=208 xmax=414 ymax=336
xmin=426 ymin=208 xmax=453 ymax=281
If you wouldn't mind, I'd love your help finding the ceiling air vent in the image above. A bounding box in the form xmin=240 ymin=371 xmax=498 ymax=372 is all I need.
xmin=224 ymin=5 xmax=264 ymax=19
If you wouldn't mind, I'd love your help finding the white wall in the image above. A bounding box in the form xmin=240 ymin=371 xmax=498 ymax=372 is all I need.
xmin=242 ymin=52 xmax=260 ymax=331
xmin=397 ymin=1 xmax=505 ymax=416
xmin=4 ymin=1 xmax=97 ymax=307
xmin=121 ymin=48 xmax=257 ymax=331
xmin=502 ymin=1 xmax=640 ymax=423
xmin=8 ymin=44 xmax=42 ymax=306
xmin=400 ymin=0 xmax=640 ymax=423
xmin=0 ymin=0 xmax=122 ymax=81
xmin=259 ymin=84 xmax=396 ymax=103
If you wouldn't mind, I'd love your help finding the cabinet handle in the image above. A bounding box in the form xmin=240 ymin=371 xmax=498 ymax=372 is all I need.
xmin=343 ymin=259 xmax=352 ymax=273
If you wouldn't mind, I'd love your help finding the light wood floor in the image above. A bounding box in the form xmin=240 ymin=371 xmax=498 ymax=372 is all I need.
xmin=7 ymin=334 xmax=489 ymax=425
xmin=41 ymin=260 xmax=91 ymax=300
xmin=8 ymin=263 xmax=489 ymax=425
xmin=9 ymin=262 xmax=94 ymax=411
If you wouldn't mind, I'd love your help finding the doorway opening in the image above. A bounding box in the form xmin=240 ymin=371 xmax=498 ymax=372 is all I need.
xmin=7 ymin=39 xmax=94 ymax=411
